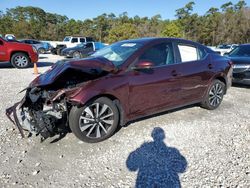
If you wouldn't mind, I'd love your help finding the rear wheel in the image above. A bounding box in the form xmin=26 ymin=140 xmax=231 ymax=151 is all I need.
xmin=69 ymin=97 xmax=119 ymax=143
xmin=201 ymin=79 xmax=225 ymax=110
xmin=11 ymin=52 xmax=31 ymax=68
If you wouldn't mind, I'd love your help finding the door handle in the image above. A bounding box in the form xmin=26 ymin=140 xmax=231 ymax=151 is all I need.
xmin=208 ymin=63 xmax=213 ymax=69
xmin=171 ymin=70 xmax=179 ymax=77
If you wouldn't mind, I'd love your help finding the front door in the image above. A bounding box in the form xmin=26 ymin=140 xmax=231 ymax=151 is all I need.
xmin=0 ymin=39 xmax=8 ymax=61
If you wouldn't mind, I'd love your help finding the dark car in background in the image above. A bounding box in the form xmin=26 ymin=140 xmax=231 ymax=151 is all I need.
xmin=51 ymin=44 xmax=67 ymax=55
xmin=224 ymin=44 xmax=250 ymax=85
xmin=61 ymin=42 xmax=106 ymax=58
xmin=51 ymin=36 xmax=95 ymax=55
xmin=19 ymin=39 xmax=52 ymax=54
xmin=7 ymin=38 xmax=232 ymax=143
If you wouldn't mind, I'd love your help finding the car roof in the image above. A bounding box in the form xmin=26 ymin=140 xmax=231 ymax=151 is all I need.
xmin=239 ymin=44 xmax=250 ymax=47
xmin=20 ymin=39 xmax=39 ymax=41
xmin=118 ymin=37 xmax=213 ymax=52
xmin=65 ymin=36 xmax=92 ymax=38
xmin=119 ymin=37 xmax=203 ymax=45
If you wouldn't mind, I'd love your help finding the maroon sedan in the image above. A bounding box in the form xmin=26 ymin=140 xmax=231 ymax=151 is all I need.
xmin=6 ymin=38 xmax=233 ymax=143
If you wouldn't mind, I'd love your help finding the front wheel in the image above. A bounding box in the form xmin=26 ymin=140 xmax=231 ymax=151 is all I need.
xmin=69 ymin=97 xmax=119 ymax=143
xmin=38 ymin=48 xmax=46 ymax=54
xmin=201 ymin=79 xmax=226 ymax=110
xmin=11 ymin=52 xmax=31 ymax=68
xmin=73 ymin=51 xmax=81 ymax=59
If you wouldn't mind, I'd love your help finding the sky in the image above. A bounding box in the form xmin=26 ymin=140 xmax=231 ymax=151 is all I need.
xmin=1 ymin=0 xmax=250 ymax=20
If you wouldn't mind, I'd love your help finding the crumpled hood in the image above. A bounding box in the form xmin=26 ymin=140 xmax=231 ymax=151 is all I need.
xmin=30 ymin=57 xmax=115 ymax=87
xmin=228 ymin=56 xmax=250 ymax=65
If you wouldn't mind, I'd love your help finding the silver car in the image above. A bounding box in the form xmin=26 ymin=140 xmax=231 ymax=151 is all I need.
xmin=19 ymin=39 xmax=47 ymax=54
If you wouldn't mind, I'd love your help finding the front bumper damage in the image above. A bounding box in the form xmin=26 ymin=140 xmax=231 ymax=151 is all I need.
xmin=6 ymin=102 xmax=25 ymax=138
xmin=5 ymin=58 xmax=114 ymax=140
xmin=5 ymin=87 xmax=77 ymax=141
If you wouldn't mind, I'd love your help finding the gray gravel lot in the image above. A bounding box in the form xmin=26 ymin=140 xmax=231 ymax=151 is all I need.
xmin=0 ymin=54 xmax=249 ymax=187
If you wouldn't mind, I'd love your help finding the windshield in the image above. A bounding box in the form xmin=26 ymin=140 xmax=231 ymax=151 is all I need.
xmin=228 ymin=45 xmax=250 ymax=57
xmin=91 ymin=42 xmax=143 ymax=67
xmin=63 ymin=37 xmax=71 ymax=42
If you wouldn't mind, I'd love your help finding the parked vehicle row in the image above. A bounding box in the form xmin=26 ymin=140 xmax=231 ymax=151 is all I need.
xmin=6 ymin=37 xmax=233 ymax=143
xmin=54 ymin=36 xmax=94 ymax=48
xmin=50 ymin=36 xmax=95 ymax=55
xmin=1 ymin=34 xmax=249 ymax=87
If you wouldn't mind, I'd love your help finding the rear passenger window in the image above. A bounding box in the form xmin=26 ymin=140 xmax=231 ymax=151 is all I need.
xmin=80 ymin=38 xmax=85 ymax=43
xmin=86 ymin=37 xmax=94 ymax=42
xmin=71 ymin=38 xmax=78 ymax=43
xmin=178 ymin=44 xmax=198 ymax=62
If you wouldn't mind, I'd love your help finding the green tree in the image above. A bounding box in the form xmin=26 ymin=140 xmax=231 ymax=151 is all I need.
xmin=161 ymin=21 xmax=182 ymax=38
xmin=107 ymin=23 xmax=139 ymax=43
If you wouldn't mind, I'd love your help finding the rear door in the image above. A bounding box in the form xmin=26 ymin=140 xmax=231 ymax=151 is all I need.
xmin=174 ymin=42 xmax=212 ymax=103
xmin=71 ymin=37 xmax=78 ymax=43
xmin=80 ymin=38 xmax=86 ymax=43
xmin=128 ymin=41 xmax=183 ymax=117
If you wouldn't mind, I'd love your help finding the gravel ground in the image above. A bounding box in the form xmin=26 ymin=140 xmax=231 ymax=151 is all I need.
xmin=0 ymin=54 xmax=249 ymax=187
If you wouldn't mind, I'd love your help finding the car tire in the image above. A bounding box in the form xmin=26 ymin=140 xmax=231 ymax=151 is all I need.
xmin=69 ymin=97 xmax=119 ymax=143
xmin=73 ymin=51 xmax=81 ymax=59
xmin=11 ymin=52 xmax=31 ymax=68
xmin=201 ymin=79 xmax=226 ymax=110
xmin=38 ymin=48 xmax=46 ymax=54
xmin=56 ymin=49 xmax=61 ymax=56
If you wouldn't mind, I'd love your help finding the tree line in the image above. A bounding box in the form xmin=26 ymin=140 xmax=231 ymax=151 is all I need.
xmin=0 ymin=1 xmax=249 ymax=45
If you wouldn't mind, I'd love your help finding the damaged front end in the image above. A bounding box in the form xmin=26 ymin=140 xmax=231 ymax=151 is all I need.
xmin=6 ymin=87 xmax=71 ymax=140
xmin=6 ymin=58 xmax=115 ymax=141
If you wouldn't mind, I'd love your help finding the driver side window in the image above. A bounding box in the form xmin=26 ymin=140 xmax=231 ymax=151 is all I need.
xmin=139 ymin=43 xmax=174 ymax=67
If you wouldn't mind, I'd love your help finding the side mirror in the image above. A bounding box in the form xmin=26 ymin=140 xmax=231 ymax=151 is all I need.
xmin=132 ymin=60 xmax=154 ymax=70
xmin=223 ymin=52 xmax=229 ymax=56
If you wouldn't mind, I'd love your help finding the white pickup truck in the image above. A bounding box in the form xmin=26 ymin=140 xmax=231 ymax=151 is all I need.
xmin=54 ymin=36 xmax=94 ymax=48
xmin=209 ymin=44 xmax=238 ymax=56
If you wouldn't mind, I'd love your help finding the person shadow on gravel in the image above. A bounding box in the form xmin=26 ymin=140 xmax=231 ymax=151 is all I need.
xmin=126 ymin=127 xmax=187 ymax=188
